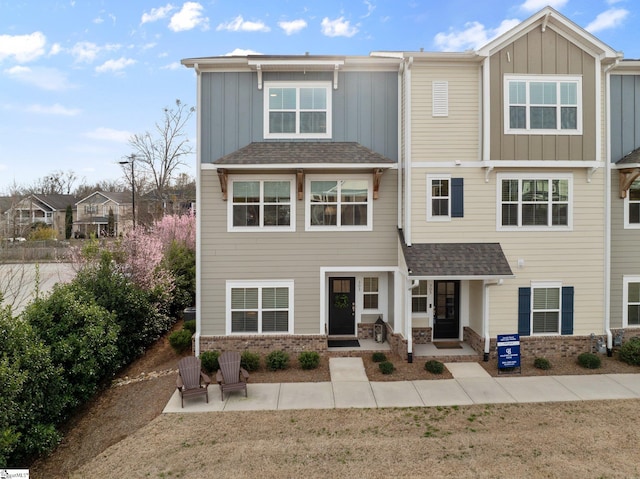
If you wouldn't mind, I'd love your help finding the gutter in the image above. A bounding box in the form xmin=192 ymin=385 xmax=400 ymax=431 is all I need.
xmin=194 ymin=63 xmax=202 ymax=357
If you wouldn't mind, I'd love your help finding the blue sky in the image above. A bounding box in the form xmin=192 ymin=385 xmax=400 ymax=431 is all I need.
xmin=0 ymin=0 xmax=637 ymax=193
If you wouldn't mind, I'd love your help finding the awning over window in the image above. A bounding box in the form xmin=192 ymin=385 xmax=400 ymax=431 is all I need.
xmin=616 ymin=147 xmax=640 ymax=199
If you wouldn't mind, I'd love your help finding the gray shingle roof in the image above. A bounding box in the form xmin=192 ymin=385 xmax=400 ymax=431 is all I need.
xmin=214 ymin=142 xmax=395 ymax=166
xmin=616 ymin=147 xmax=640 ymax=166
xmin=400 ymin=238 xmax=513 ymax=278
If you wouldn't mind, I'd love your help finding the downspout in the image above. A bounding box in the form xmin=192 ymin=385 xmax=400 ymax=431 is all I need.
xmin=604 ymin=58 xmax=620 ymax=355
xmin=404 ymin=57 xmax=413 ymax=246
xmin=194 ymin=62 xmax=202 ymax=357
xmin=406 ymin=278 xmax=420 ymax=363
xmin=397 ymin=62 xmax=404 ymax=231
xmin=483 ymin=279 xmax=503 ymax=361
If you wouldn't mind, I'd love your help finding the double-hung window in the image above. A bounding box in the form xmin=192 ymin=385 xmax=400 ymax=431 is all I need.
xmin=229 ymin=177 xmax=294 ymax=232
xmin=531 ymin=283 xmax=561 ymax=334
xmin=227 ymin=280 xmax=294 ymax=334
xmin=412 ymin=280 xmax=428 ymax=314
xmin=624 ymin=179 xmax=640 ymax=229
xmin=623 ymin=277 xmax=640 ymax=327
xmin=505 ymin=75 xmax=582 ymax=134
xmin=264 ymin=82 xmax=331 ymax=139
xmin=306 ymin=176 xmax=372 ymax=231
xmin=498 ymin=174 xmax=571 ymax=230
xmin=426 ymin=175 xmax=464 ymax=221
xmin=363 ymin=277 xmax=379 ymax=310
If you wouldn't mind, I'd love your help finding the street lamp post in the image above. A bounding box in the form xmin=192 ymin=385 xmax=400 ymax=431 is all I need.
xmin=119 ymin=154 xmax=139 ymax=228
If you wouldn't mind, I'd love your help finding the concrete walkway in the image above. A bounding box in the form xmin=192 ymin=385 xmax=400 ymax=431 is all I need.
xmin=162 ymin=358 xmax=640 ymax=413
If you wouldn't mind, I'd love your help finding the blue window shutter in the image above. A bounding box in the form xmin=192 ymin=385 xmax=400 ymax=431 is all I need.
xmin=451 ymin=178 xmax=464 ymax=218
xmin=518 ymin=287 xmax=531 ymax=336
xmin=561 ymin=286 xmax=574 ymax=335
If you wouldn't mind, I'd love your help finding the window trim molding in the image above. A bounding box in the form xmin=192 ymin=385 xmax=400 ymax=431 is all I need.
xmin=227 ymin=175 xmax=296 ymax=233
xmin=225 ymin=280 xmax=294 ymax=335
xmin=426 ymin=174 xmax=452 ymax=222
xmin=503 ymin=74 xmax=583 ymax=135
xmin=530 ymin=281 xmax=563 ymax=336
xmin=496 ymin=172 xmax=573 ymax=231
xmin=623 ymin=179 xmax=640 ymax=229
xmin=305 ymin=174 xmax=373 ymax=232
xmin=263 ymin=81 xmax=332 ymax=140
xmin=623 ymin=276 xmax=640 ymax=328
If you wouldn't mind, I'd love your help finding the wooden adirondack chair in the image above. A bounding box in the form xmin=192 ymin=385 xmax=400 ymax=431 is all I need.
xmin=176 ymin=356 xmax=211 ymax=408
xmin=216 ymin=351 xmax=249 ymax=401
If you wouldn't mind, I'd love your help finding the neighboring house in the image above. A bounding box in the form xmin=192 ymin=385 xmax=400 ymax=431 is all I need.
xmin=74 ymin=191 xmax=132 ymax=237
xmin=610 ymin=60 xmax=640 ymax=345
xmin=1 ymin=194 xmax=76 ymax=240
xmin=181 ymin=54 xmax=402 ymax=355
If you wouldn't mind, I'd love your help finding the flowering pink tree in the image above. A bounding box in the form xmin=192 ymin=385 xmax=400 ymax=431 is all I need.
xmin=154 ymin=211 xmax=195 ymax=252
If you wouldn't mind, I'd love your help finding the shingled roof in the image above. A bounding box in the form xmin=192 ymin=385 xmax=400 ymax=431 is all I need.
xmin=616 ymin=147 xmax=640 ymax=166
xmin=401 ymin=238 xmax=514 ymax=278
xmin=214 ymin=142 xmax=395 ymax=166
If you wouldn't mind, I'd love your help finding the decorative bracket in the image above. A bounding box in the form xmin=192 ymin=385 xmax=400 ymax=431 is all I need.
xmin=256 ymin=64 xmax=262 ymax=90
xmin=587 ymin=165 xmax=599 ymax=183
xmin=541 ymin=11 xmax=550 ymax=32
xmin=334 ymin=64 xmax=340 ymax=90
xmin=297 ymin=169 xmax=304 ymax=200
xmin=619 ymin=168 xmax=640 ymax=198
xmin=373 ymin=169 xmax=384 ymax=200
xmin=217 ymin=169 xmax=228 ymax=201
xmin=484 ymin=165 xmax=494 ymax=183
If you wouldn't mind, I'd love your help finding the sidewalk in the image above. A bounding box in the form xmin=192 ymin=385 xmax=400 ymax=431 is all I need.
xmin=162 ymin=358 xmax=640 ymax=413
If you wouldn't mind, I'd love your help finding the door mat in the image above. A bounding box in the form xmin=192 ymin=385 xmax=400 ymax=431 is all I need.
xmin=433 ymin=342 xmax=463 ymax=349
xmin=328 ymin=339 xmax=361 ymax=348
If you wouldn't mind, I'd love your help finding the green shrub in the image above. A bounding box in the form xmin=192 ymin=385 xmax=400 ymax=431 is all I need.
xmin=425 ymin=360 xmax=444 ymax=374
xmin=619 ymin=337 xmax=640 ymax=366
xmin=577 ymin=352 xmax=601 ymax=369
xmin=168 ymin=329 xmax=193 ymax=354
xmin=241 ymin=351 xmax=261 ymax=372
xmin=266 ymin=350 xmax=290 ymax=371
xmin=183 ymin=320 xmax=196 ymax=334
xmin=200 ymin=350 xmax=220 ymax=374
xmin=379 ymin=360 xmax=395 ymax=374
xmin=372 ymin=352 xmax=387 ymax=363
xmin=533 ymin=357 xmax=552 ymax=370
xmin=298 ymin=351 xmax=321 ymax=370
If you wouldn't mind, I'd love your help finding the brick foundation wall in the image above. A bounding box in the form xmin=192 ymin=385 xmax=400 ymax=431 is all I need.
xmin=358 ymin=323 xmax=374 ymax=340
xmin=412 ymin=327 xmax=432 ymax=344
xmin=198 ymin=334 xmax=328 ymax=355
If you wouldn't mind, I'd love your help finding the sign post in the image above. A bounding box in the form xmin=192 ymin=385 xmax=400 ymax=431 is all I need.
xmin=497 ymin=333 xmax=521 ymax=374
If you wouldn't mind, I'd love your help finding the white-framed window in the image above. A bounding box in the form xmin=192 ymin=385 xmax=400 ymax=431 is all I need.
xmin=497 ymin=173 xmax=572 ymax=230
xmin=264 ymin=81 xmax=331 ymax=139
xmin=504 ymin=75 xmax=582 ymax=135
xmin=363 ymin=277 xmax=379 ymax=310
xmin=624 ymin=179 xmax=640 ymax=229
xmin=228 ymin=176 xmax=295 ymax=232
xmin=306 ymin=175 xmax=373 ymax=231
xmin=226 ymin=280 xmax=294 ymax=334
xmin=623 ymin=276 xmax=640 ymax=327
xmin=412 ymin=280 xmax=428 ymax=314
xmin=531 ymin=282 xmax=562 ymax=334
xmin=84 ymin=204 xmax=98 ymax=214
xmin=427 ymin=175 xmax=451 ymax=221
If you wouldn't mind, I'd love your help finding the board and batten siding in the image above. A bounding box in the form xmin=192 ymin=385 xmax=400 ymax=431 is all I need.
xmin=489 ymin=27 xmax=597 ymax=162
xmin=610 ymin=74 xmax=640 ymax=162
xmin=199 ymin=169 xmax=399 ymax=336
xmin=199 ymin=71 xmax=399 ymax=163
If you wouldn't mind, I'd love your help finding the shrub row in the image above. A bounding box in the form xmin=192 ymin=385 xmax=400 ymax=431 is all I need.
xmin=196 ymin=350 xmax=321 ymax=374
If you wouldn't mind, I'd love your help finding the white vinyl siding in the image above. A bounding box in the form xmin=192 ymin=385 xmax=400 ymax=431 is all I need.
xmin=226 ymin=280 xmax=294 ymax=334
xmin=623 ymin=276 xmax=640 ymax=328
xmin=228 ymin=176 xmax=295 ymax=232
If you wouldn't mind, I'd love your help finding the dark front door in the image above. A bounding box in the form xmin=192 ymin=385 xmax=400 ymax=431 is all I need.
xmin=433 ymin=280 xmax=460 ymax=340
xmin=329 ymin=277 xmax=356 ymax=335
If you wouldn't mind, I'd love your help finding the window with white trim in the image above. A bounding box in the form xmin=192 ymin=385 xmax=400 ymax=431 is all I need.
xmin=306 ymin=176 xmax=372 ymax=231
xmin=363 ymin=277 xmax=379 ymax=310
xmin=623 ymin=276 xmax=640 ymax=327
xmin=624 ymin=179 xmax=640 ymax=229
xmin=412 ymin=280 xmax=428 ymax=314
xmin=498 ymin=174 xmax=571 ymax=230
xmin=228 ymin=177 xmax=294 ymax=232
xmin=504 ymin=75 xmax=582 ymax=134
xmin=531 ymin=282 xmax=561 ymax=334
xmin=427 ymin=175 xmax=450 ymax=221
xmin=264 ymin=81 xmax=331 ymax=139
xmin=227 ymin=281 xmax=294 ymax=334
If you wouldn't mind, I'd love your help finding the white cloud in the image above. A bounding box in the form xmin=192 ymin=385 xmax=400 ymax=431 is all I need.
xmin=362 ymin=0 xmax=376 ymax=18
xmin=85 ymin=127 xmax=131 ymax=142
xmin=224 ymin=48 xmax=262 ymax=56
xmin=27 ymin=103 xmax=81 ymax=116
xmin=169 ymin=2 xmax=209 ymax=32
xmin=95 ymin=57 xmax=136 ymax=73
xmin=0 ymin=32 xmax=47 ymax=63
xmin=585 ymin=8 xmax=629 ymax=33
xmin=71 ymin=41 xmax=121 ymax=63
xmin=141 ymin=4 xmax=175 ymax=24
xmin=161 ymin=61 xmax=182 ymax=70
xmin=278 ymin=19 xmax=307 ymax=35
xmin=93 ymin=16 xmax=104 ymax=24
xmin=4 ymin=65 xmax=73 ymax=90
xmin=49 ymin=43 xmax=62 ymax=56
xmin=434 ymin=18 xmax=520 ymax=51
xmin=520 ymin=0 xmax=568 ymax=12
xmin=217 ymin=15 xmax=270 ymax=33
xmin=321 ymin=17 xmax=359 ymax=37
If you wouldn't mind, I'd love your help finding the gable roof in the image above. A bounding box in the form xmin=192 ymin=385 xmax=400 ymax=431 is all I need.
xmin=213 ymin=142 xmax=396 ymax=169
xmin=616 ymin=147 xmax=640 ymax=167
xmin=76 ymin=191 xmax=131 ymax=205
xmin=32 ymin=194 xmax=76 ymax=211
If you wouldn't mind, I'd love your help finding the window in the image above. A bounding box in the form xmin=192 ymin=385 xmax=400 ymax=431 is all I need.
xmin=532 ymin=284 xmax=561 ymax=334
xmin=505 ymin=75 xmax=582 ymax=134
xmin=228 ymin=177 xmax=294 ymax=232
xmin=264 ymin=82 xmax=331 ymax=139
xmin=624 ymin=179 xmax=640 ymax=229
xmin=306 ymin=176 xmax=372 ymax=231
xmin=623 ymin=277 xmax=640 ymax=327
xmin=412 ymin=280 xmax=428 ymax=314
xmin=498 ymin=174 xmax=571 ymax=229
xmin=363 ymin=277 xmax=379 ymax=309
xmin=85 ymin=204 xmax=98 ymax=214
xmin=518 ymin=284 xmax=573 ymax=336
xmin=227 ymin=281 xmax=293 ymax=334
xmin=427 ymin=175 xmax=450 ymax=220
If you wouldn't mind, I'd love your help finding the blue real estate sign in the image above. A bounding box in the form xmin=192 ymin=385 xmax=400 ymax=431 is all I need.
xmin=497 ymin=334 xmax=520 ymax=369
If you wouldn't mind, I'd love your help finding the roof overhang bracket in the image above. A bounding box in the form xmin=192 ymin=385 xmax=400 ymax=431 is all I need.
xmin=373 ymin=168 xmax=384 ymax=200
xmin=587 ymin=165 xmax=599 ymax=183
xmin=217 ymin=168 xmax=228 ymax=201
xmin=619 ymin=168 xmax=640 ymax=198
xmin=297 ymin=169 xmax=304 ymax=200
xmin=541 ymin=11 xmax=550 ymax=32
xmin=484 ymin=165 xmax=494 ymax=183
xmin=256 ymin=64 xmax=262 ymax=90
xmin=334 ymin=64 xmax=340 ymax=90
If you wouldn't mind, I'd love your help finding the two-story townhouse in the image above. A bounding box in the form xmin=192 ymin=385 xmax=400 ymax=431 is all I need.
xmin=2 ymin=194 xmax=76 ymax=240
xmin=377 ymin=7 xmax=620 ymax=362
xmin=181 ymin=55 xmax=403 ymax=355
xmin=610 ymin=60 xmax=640 ymax=346
xmin=74 ymin=191 xmax=132 ymax=237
